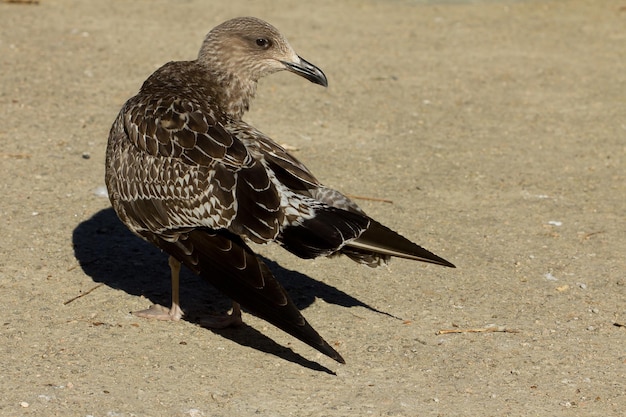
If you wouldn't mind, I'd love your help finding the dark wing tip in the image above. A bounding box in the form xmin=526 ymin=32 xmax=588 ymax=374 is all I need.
xmin=165 ymin=230 xmax=346 ymax=363
xmin=310 ymin=336 xmax=345 ymax=364
xmin=332 ymin=351 xmax=346 ymax=364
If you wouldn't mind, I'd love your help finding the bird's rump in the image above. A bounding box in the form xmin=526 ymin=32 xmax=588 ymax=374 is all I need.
xmin=278 ymin=206 xmax=369 ymax=259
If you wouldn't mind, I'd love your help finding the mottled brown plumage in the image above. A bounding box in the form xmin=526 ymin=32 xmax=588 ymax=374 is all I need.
xmin=105 ymin=17 xmax=454 ymax=364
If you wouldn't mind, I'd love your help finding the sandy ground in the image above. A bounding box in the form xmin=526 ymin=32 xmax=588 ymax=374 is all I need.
xmin=1 ymin=0 xmax=625 ymax=415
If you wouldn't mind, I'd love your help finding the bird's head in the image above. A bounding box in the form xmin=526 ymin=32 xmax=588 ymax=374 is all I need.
xmin=198 ymin=17 xmax=328 ymax=87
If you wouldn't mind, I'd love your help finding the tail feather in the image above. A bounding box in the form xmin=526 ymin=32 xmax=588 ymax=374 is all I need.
xmin=346 ymin=219 xmax=455 ymax=268
xmin=279 ymin=204 xmax=455 ymax=268
xmin=151 ymin=229 xmax=345 ymax=363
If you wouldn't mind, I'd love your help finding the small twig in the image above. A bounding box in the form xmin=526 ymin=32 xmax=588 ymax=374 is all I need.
xmin=345 ymin=194 xmax=394 ymax=204
xmin=1 ymin=0 xmax=39 ymax=4
xmin=349 ymin=312 xmax=367 ymax=320
xmin=579 ymin=230 xmax=605 ymax=242
xmin=436 ymin=326 xmax=519 ymax=335
xmin=614 ymin=322 xmax=626 ymax=328
xmin=67 ymin=258 xmax=101 ymax=272
xmin=63 ymin=283 xmax=104 ymax=305
xmin=0 ymin=152 xmax=32 ymax=159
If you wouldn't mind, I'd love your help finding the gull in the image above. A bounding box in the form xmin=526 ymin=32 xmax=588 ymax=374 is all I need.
xmin=105 ymin=17 xmax=454 ymax=364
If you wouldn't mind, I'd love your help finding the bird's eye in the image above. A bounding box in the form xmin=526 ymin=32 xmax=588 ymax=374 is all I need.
xmin=255 ymin=38 xmax=271 ymax=48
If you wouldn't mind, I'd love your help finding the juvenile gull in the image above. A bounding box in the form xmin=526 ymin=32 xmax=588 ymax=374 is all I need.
xmin=105 ymin=17 xmax=454 ymax=364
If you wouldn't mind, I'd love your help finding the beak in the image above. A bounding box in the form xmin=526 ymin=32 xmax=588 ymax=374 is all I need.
xmin=281 ymin=56 xmax=328 ymax=87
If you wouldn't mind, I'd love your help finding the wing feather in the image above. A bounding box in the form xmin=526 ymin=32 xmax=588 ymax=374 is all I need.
xmin=115 ymin=96 xmax=291 ymax=243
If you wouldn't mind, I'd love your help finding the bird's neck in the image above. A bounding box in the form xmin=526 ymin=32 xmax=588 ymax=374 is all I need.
xmin=195 ymin=58 xmax=258 ymax=120
xmin=217 ymin=72 xmax=257 ymax=120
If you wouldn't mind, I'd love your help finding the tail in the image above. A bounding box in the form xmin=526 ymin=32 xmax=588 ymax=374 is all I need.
xmin=152 ymin=229 xmax=345 ymax=363
xmin=277 ymin=204 xmax=455 ymax=268
xmin=345 ymin=219 xmax=456 ymax=268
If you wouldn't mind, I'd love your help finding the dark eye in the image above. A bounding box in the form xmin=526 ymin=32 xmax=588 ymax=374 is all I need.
xmin=255 ymin=38 xmax=271 ymax=48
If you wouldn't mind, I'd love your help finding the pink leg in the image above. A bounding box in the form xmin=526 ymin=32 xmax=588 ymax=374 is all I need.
xmin=133 ymin=256 xmax=184 ymax=321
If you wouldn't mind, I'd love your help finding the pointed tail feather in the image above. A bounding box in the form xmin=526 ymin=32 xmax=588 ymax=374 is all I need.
xmin=153 ymin=229 xmax=345 ymax=363
xmin=346 ymin=219 xmax=455 ymax=268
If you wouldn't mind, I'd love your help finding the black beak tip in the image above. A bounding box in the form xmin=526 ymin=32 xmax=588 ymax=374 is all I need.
xmin=282 ymin=57 xmax=328 ymax=88
xmin=314 ymin=74 xmax=329 ymax=88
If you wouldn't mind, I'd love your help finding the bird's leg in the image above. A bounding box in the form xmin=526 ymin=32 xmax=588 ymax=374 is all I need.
xmin=132 ymin=256 xmax=241 ymax=328
xmin=133 ymin=256 xmax=184 ymax=321
xmin=197 ymin=301 xmax=243 ymax=329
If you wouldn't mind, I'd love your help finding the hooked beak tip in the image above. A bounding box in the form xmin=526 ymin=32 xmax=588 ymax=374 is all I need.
xmin=281 ymin=56 xmax=328 ymax=88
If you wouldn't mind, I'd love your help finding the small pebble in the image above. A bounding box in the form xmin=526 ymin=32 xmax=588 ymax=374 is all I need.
xmin=547 ymin=220 xmax=562 ymax=226
xmin=82 ymin=152 xmax=91 ymax=159
xmin=544 ymin=272 xmax=558 ymax=281
xmin=20 ymin=402 xmax=29 ymax=408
